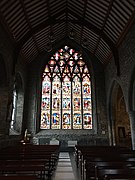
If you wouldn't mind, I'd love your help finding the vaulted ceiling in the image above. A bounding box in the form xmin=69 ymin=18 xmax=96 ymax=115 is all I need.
xmin=0 ymin=0 xmax=135 ymax=73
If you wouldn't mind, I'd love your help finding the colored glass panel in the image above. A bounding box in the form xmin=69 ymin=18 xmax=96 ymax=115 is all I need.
xmin=70 ymin=67 xmax=73 ymax=73
xmin=42 ymin=96 xmax=50 ymax=110
xmin=54 ymin=66 xmax=59 ymax=73
xmin=74 ymin=65 xmax=79 ymax=73
xmin=42 ymin=76 xmax=50 ymax=94
xmin=83 ymin=113 xmax=92 ymax=129
xmin=44 ymin=65 xmax=49 ymax=72
xmin=62 ymin=77 xmax=71 ymax=95
xmin=64 ymin=65 xmax=69 ymax=73
xmin=83 ymin=77 xmax=91 ymax=96
xmin=73 ymin=97 xmax=81 ymax=110
xmin=59 ymin=60 xmax=65 ymax=66
xmin=74 ymin=53 xmax=78 ymax=60
xmin=73 ymin=76 xmax=81 ymax=95
xmin=73 ymin=112 xmax=82 ymax=129
xmin=52 ymin=76 xmax=61 ymax=129
xmin=54 ymin=52 xmax=59 ymax=60
xmin=41 ymin=111 xmax=50 ymax=129
xmin=70 ymin=49 xmax=74 ymax=54
xmin=83 ymin=98 xmax=91 ymax=110
xmin=73 ymin=76 xmax=82 ymax=129
xmin=41 ymin=75 xmax=51 ymax=129
xmin=62 ymin=112 xmax=71 ymax=129
xmin=84 ymin=65 xmax=89 ymax=73
xmin=68 ymin=60 xmax=74 ymax=66
xmin=62 ymin=76 xmax=71 ymax=129
xmin=63 ymin=97 xmax=71 ymax=110
xmin=52 ymin=112 xmax=60 ymax=129
xmin=60 ymin=66 xmax=64 ymax=73
xmin=64 ymin=52 xmax=70 ymax=61
xmin=77 ymin=60 xmax=85 ymax=66
xmin=48 ymin=60 xmax=56 ymax=66
xmin=82 ymin=75 xmax=92 ymax=129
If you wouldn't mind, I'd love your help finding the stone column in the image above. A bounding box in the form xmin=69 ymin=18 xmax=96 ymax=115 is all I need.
xmin=128 ymin=111 xmax=135 ymax=150
xmin=0 ymin=87 xmax=9 ymax=135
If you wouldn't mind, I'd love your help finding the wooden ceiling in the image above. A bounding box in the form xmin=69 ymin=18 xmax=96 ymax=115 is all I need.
xmin=0 ymin=0 xmax=135 ymax=68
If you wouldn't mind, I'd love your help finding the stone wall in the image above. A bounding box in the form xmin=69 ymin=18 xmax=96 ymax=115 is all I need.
xmin=105 ymin=22 xmax=135 ymax=147
xmin=0 ymin=24 xmax=14 ymax=136
xmin=0 ymin=23 xmax=28 ymax=144
xmin=105 ymin=23 xmax=135 ymax=112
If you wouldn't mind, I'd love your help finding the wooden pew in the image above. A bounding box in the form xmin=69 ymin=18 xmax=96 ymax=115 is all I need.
xmin=0 ymin=175 xmax=38 ymax=180
xmin=104 ymin=174 xmax=135 ymax=180
xmin=0 ymin=163 xmax=45 ymax=179
xmin=74 ymin=145 xmax=130 ymax=169
xmin=85 ymin=161 xmax=135 ymax=179
xmin=96 ymin=167 xmax=135 ymax=180
xmin=74 ymin=145 xmax=135 ymax=180
xmin=81 ymin=153 xmax=123 ymax=179
xmin=0 ymin=144 xmax=60 ymax=179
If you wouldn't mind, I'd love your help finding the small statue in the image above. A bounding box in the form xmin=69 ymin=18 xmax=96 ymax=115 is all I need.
xmin=24 ymin=129 xmax=31 ymax=143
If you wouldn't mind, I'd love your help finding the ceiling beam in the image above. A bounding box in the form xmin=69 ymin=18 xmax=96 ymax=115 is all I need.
xmin=15 ymin=9 xmax=120 ymax=75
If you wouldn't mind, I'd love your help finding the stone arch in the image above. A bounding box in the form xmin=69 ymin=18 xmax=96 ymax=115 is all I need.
xmin=107 ymin=80 xmax=131 ymax=147
xmin=127 ymin=64 xmax=135 ymax=149
xmin=9 ymin=72 xmax=24 ymax=135
xmin=128 ymin=65 xmax=135 ymax=111
xmin=37 ymin=41 xmax=98 ymax=132
xmin=0 ymin=54 xmax=7 ymax=86
xmin=40 ymin=45 xmax=93 ymax=130
xmin=27 ymin=42 xmax=104 ymax=145
xmin=0 ymin=53 xmax=8 ymax=135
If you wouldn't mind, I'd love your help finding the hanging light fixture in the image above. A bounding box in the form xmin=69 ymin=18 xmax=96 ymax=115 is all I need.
xmin=45 ymin=29 xmax=55 ymax=52
xmin=45 ymin=42 xmax=52 ymax=52
xmin=69 ymin=28 xmax=75 ymax=39
xmin=49 ymin=31 xmax=55 ymax=43
xmin=81 ymin=38 xmax=89 ymax=48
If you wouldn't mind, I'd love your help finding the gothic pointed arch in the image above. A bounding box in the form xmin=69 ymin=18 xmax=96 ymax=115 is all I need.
xmin=108 ymin=80 xmax=131 ymax=147
xmin=0 ymin=54 xmax=7 ymax=86
xmin=10 ymin=73 xmax=24 ymax=135
xmin=40 ymin=46 xmax=92 ymax=130
xmin=0 ymin=53 xmax=8 ymax=135
xmin=128 ymin=65 xmax=135 ymax=111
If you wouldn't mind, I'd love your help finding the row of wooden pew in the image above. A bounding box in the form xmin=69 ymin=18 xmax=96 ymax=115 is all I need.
xmin=74 ymin=145 xmax=135 ymax=180
xmin=0 ymin=144 xmax=60 ymax=180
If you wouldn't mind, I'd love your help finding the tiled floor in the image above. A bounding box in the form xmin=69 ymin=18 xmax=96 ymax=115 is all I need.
xmin=52 ymin=152 xmax=81 ymax=180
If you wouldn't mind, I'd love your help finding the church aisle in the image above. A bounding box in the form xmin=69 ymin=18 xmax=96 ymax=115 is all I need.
xmin=52 ymin=152 xmax=80 ymax=180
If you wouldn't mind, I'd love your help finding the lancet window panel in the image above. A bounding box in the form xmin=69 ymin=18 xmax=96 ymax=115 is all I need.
xmin=40 ymin=46 xmax=92 ymax=129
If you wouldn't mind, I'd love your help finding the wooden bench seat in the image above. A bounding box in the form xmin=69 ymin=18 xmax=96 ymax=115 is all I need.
xmin=74 ymin=145 xmax=135 ymax=180
xmin=96 ymin=167 xmax=135 ymax=180
xmin=0 ymin=175 xmax=38 ymax=180
xmin=74 ymin=145 xmax=131 ymax=169
xmin=0 ymin=164 xmax=45 ymax=179
xmin=104 ymin=174 xmax=135 ymax=180
xmin=0 ymin=144 xmax=60 ymax=179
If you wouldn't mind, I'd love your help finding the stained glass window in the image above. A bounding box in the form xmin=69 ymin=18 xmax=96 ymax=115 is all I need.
xmin=52 ymin=76 xmax=61 ymax=129
xmin=40 ymin=46 xmax=92 ymax=129
xmin=11 ymin=88 xmax=17 ymax=129
xmin=41 ymin=75 xmax=50 ymax=129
